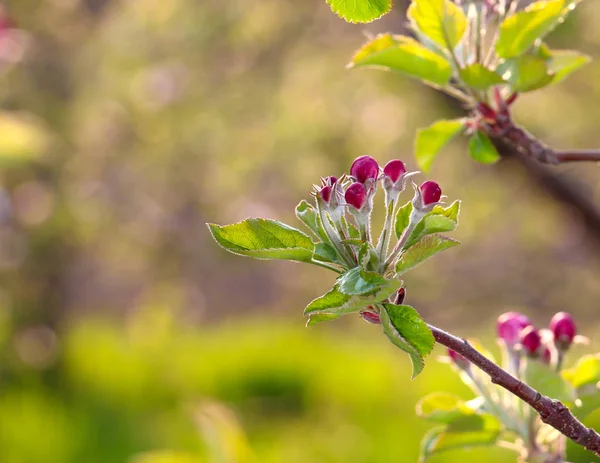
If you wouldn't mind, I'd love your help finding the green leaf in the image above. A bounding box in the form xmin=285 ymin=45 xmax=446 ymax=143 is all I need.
xmin=395 ymin=202 xmax=413 ymax=239
xmin=415 ymin=119 xmax=466 ymax=172
xmin=495 ymin=0 xmax=571 ymax=59
xmin=380 ymin=303 xmax=435 ymax=378
xmin=337 ymin=267 xmax=387 ymax=296
xmin=420 ymin=414 xmax=502 ymax=462
xmin=468 ymin=131 xmax=500 ymax=164
xmin=407 ymin=0 xmax=467 ymax=50
xmin=524 ymin=361 xmax=576 ymax=403
xmin=313 ymin=242 xmax=341 ymax=264
xmin=326 ymin=0 xmax=392 ymax=23
xmin=295 ymin=200 xmax=321 ymax=238
xmin=350 ymin=34 xmax=453 ymax=86
xmin=304 ymin=278 xmax=401 ymax=325
xmin=431 ymin=200 xmax=461 ymax=222
xmin=396 ymin=234 xmax=460 ymax=276
xmin=404 ymin=211 xmax=459 ymax=250
xmin=498 ymin=55 xmax=553 ymax=92
xmin=416 ymin=393 xmax=478 ymax=423
xmin=208 ymin=219 xmax=314 ymax=262
xmin=459 ymin=64 xmax=505 ymax=90
xmin=547 ymin=49 xmax=591 ymax=84
xmin=562 ymin=354 xmax=600 ymax=390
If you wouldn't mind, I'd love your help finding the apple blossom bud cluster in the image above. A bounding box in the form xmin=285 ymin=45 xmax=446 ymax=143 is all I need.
xmin=496 ymin=310 xmax=580 ymax=365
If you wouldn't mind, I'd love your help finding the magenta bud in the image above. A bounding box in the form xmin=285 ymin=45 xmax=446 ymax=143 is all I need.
xmin=383 ymin=160 xmax=406 ymax=183
xmin=350 ymin=155 xmax=379 ymax=184
xmin=520 ymin=326 xmax=542 ymax=356
xmin=394 ymin=287 xmax=406 ymax=305
xmin=550 ymin=312 xmax=576 ymax=350
xmin=328 ymin=176 xmax=338 ymax=185
xmin=448 ymin=348 xmax=469 ymax=369
xmin=319 ymin=185 xmax=333 ymax=204
xmin=420 ymin=181 xmax=442 ymax=205
xmin=360 ymin=310 xmax=381 ymax=324
xmin=497 ymin=312 xmax=531 ymax=346
xmin=345 ymin=182 xmax=367 ymax=210
xmin=541 ymin=345 xmax=552 ymax=365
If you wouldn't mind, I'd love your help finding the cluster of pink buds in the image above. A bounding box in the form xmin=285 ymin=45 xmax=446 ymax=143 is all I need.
xmin=496 ymin=310 xmax=578 ymax=365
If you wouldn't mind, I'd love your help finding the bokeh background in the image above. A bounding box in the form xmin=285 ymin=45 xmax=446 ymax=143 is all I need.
xmin=1 ymin=1 xmax=600 ymax=462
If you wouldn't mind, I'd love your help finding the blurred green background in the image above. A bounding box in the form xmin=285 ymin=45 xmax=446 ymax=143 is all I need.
xmin=1 ymin=1 xmax=600 ymax=462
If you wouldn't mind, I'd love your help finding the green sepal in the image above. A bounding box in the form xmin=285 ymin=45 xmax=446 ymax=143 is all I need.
xmin=380 ymin=303 xmax=435 ymax=378
xmin=396 ymin=234 xmax=460 ymax=276
xmin=207 ymin=219 xmax=314 ymax=263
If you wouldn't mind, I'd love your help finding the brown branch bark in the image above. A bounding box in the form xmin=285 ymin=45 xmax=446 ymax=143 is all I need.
xmin=429 ymin=324 xmax=600 ymax=456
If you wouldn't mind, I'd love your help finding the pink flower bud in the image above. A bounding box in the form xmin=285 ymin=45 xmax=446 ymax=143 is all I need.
xmin=383 ymin=160 xmax=406 ymax=183
xmin=448 ymin=348 xmax=470 ymax=369
xmin=360 ymin=309 xmax=381 ymax=324
xmin=541 ymin=345 xmax=552 ymax=365
xmin=350 ymin=155 xmax=379 ymax=184
xmin=497 ymin=312 xmax=531 ymax=346
xmin=345 ymin=182 xmax=367 ymax=210
xmin=328 ymin=176 xmax=338 ymax=185
xmin=319 ymin=185 xmax=332 ymax=204
xmin=520 ymin=326 xmax=541 ymax=356
xmin=394 ymin=287 xmax=405 ymax=305
xmin=420 ymin=181 xmax=442 ymax=205
xmin=550 ymin=312 xmax=576 ymax=349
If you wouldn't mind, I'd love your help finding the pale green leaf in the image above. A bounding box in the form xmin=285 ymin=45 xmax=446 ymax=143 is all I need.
xmin=415 ymin=119 xmax=466 ymax=172
xmin=337 ymin=267 xmax=387 ymax=295
xmin=407 ymin=0 xmax=467 ymax=50
xmin=326 ymin=0 xmax=392 ymax=23
xmin=396 ymin=234 xmax=460 ymax=276
xmin=459 ymin=64 xmax=505 ymax=89
xmin=381 ymin=303 xmax=435 ymax=378
xmin=350 ymin=34 xmax=453 ymax=86
xmin=548 ymin=49 xmax=591 ymax=84
xmin=524 ymin=361 xmax=576 ymax=403
xmin=296 ymin=200 xmax=328 ymax=241
xmin=404 ymin=211 xmax=459 ymax=250
xmin=395 ymin=202 xmax=413 ymax=239
xmin=313 ymin=242 xmax=341 ymax=264
xmin=416 ymin=393 xmax=479 ymax=423
xmin=207 ymin=219 xmax=314 ymax=262
xmin=468 ymin=131 xmax=500 ymax=164
xmin=562 ymin=354 xmax=600 ymax=390
xmin=420 ymin=414 xmax=502 ymax=462
xmin=431 ymin=200 xmax=461 ymax=223
xmin=495 ymin=0 xmax=571 ymax=58
xmin=304 ymin=278 xmax=401 ymax=325
xmin=498 ymin=55 xmax=553 ymax=92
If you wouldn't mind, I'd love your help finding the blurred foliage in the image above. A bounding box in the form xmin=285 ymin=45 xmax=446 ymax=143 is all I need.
xmin=0 ymin=0 xmax=599 ymax=461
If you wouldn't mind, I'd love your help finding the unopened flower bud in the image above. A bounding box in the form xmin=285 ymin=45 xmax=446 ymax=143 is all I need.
xmin=550 ymin=312 xmax=576 ymax=350
xmin=420 ymin=181 xmax=442 ymax=205
xmin=497 ymin=312 xmax=531 ymax=346
xmin=541 ymin=345 xmax=552 ymax=365
xmin=345 ymin=182 xmax=367 ymax=211
xmin=350 ymin=155 xmax=379 ymax=184
xmin=319 ymin=185 xmax=333 ymax=204
xmin=448 ymin=348 xmax=470 ymax=369
xmin=394 ymin=287 xmax=405 ymax=305
xmin=360 ymin=309 xmax=381 ymax=324
xmin=520 ymin=325 xmax=542 ymax=356
xmin=383 ymin=160 xmax=406 ymax=183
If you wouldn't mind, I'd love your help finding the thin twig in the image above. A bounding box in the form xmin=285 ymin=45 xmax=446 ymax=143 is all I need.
xmin=429 ymin=324 xmax=600 ymax=456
